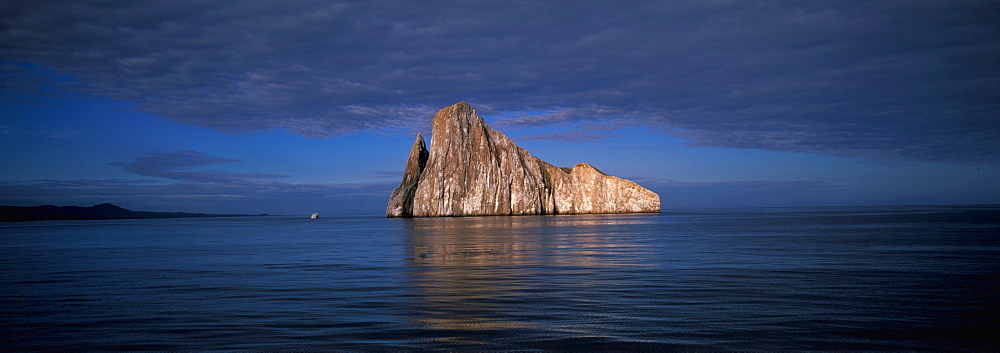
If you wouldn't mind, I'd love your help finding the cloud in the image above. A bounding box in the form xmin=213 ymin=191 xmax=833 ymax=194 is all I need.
xmin=0 ymin=178 xmax=395 ymax=215
xmin=0 ymin=150 xmax=400 ymax=215
xmin=112 ymin=151 xmax=290 ymax=182
xmin=634 ymin=178 xmax=844 ymax=209
xmin=517 ymin=131 xmax=608 ymax=143
xmin=2 ymin=1 xmax=997 ymax=163
xmin=511 ymin=118 xmax=630 ymax=143
xmin=5 ymin=148 xmax=395 ymax=214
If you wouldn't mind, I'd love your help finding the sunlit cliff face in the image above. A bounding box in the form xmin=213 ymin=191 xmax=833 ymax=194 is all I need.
xmin=388 ymin=102 xmax=660 ymax=217
xmin=402 ymin=215 xmax=656 ymax=338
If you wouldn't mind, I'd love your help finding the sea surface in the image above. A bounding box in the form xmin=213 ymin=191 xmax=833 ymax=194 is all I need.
xmin=1 ymin=205 xmax=998 ymax=351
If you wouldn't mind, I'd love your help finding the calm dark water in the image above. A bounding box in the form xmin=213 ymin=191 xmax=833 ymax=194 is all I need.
xmin=1 ymin=205 xmax=998 ymax=351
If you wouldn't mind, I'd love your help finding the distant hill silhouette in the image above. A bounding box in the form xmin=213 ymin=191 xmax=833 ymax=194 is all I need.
xmin=0 ymin=203 xmax=259 ymax=222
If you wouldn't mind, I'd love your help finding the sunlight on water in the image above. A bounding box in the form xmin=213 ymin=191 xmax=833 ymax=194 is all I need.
xmin=1 ymin=206 xmax=998 ymax=351
xmin=404 ymin=215 xmax=658 ymax=340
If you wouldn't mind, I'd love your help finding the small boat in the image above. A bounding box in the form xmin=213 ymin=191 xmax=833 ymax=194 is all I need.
xmin=310 ymin=213 xmax=319 ymax=219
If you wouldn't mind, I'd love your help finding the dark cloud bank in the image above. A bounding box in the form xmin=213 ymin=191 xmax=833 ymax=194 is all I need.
xmin=2 ymin=0 xmax=998 ymax=163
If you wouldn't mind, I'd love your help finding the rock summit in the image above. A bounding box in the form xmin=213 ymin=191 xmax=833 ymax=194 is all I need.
xmin=386 ymin=102 xmax=660 ymax=217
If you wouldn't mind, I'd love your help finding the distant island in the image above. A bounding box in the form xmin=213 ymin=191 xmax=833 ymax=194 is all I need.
xmin=0 ymin=203 xmax=263 ymax=222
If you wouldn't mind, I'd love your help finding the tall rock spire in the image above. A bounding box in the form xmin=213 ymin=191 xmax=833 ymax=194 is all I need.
xmin=385 ymin=133 xmax=428 ymax=217
xmin=386 ymin=102 xmax=660 ymax=217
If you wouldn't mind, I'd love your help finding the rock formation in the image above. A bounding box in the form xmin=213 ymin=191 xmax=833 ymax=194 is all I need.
xmin=385 ymin=132 xmax=429 ymax=217
xmin=386 ymin=102 xmax=660 ymax=217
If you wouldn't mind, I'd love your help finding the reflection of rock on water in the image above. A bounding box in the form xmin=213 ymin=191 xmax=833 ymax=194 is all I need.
xmin=405 ymin=217 xmax=541 ymax=335
xmin=402 ymin=215 xmax=657 ymax=342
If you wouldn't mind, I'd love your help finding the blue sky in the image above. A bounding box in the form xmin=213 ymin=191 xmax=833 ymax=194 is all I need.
xmin=1 ymin=1 xmax=998 ymax=215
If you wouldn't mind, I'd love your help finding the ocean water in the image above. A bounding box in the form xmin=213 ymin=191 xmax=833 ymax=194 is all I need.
xmin=1 ymin=205 xmax=998 ymax=351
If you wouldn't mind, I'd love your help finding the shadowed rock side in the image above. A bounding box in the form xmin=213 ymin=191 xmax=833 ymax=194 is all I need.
xmin=386 ymin=133 xmax=429 ymax=217
xmin=387 ymin=102 xmax=660 ymax=217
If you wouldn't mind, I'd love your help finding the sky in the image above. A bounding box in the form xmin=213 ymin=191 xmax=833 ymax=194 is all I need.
xmin=1 ymin=0 xmax=998 ymax=216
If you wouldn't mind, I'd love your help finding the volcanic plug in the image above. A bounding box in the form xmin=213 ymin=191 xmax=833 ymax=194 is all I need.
xmin=386 ymin=102 xmax=660 ymax=217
